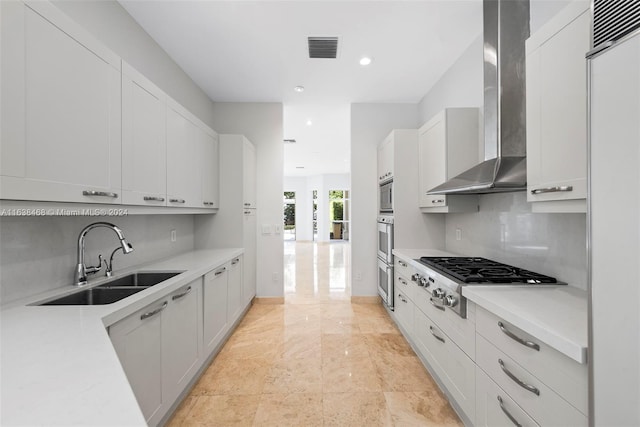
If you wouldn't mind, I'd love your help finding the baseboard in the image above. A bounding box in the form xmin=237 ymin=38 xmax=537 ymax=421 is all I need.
xmin=254 ymin=297 xmax=285 ymax=304
xmin=351 ymin=295 xmax=381 ymax=304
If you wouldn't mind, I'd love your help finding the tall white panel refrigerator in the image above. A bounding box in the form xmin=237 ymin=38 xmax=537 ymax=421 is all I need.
xmin=588 ymin=31 xmax=640 ymax=426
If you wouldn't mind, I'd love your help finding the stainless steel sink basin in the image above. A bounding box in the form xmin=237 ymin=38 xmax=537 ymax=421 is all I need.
xmin=38 ymin=271 xmax=183 ymax=305
xmin=97 ymin=272 xmax=182 ymax=288
xmin=40 ymin=287 xmax=147 ymax=305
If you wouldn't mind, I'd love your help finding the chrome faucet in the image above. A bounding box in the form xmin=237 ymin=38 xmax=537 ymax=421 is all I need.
xmin=74 ymin=222 xmax=134 ymax=286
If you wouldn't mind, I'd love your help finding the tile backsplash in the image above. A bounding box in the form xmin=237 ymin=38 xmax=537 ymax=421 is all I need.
xmin=445 ymin=192 xmax=587 ymax=290
xmin=0 ymin=214 xmax=195 ymax=305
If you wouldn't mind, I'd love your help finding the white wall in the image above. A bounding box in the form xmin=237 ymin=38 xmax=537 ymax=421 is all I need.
xmin=416 ymin=0 xmax=587 ymax=289
xmin=196 ymin=103 xmax=284 ymax=298
xmin=350 ymin=104 xmax=420 ymax=297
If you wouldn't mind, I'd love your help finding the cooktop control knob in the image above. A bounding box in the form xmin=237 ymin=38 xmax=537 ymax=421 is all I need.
xmin=411 ymin=274 xmax=421 ymax=282
xmin=432 ymin=288 xmax=445 ymax=299
xmin=419 ymin=277 xmax=429 ymax=288
xmin=445 ymin=294 xmax=458 ymax=307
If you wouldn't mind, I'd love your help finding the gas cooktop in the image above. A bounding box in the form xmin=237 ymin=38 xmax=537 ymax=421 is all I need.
xmin=417 ymin=256 xmax=562 ymax=285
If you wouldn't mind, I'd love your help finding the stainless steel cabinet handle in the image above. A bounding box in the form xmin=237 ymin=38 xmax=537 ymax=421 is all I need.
xmin=231 ymin=258 xmax=240 ymax=265
xmin=498 ymin=359 xmax=540 ymax=396
xmin=498 ymin=321 xmax=540 ymax=351
xmin=203 ymin=201 xmax=215 ymax=206
xmin=530 ymin=185 xmax=573 ymax=195
xmin=398 ymin=278 xmax=407 ymax=286
xmin=397 ymin=293 xmax=407 ymax=303
xmin=429 ymin=325 xmax=445 ymax=343
xmin=244 ymin=202 xmax=251 ymax=206
xmin=83 ymin=190 xmax=118 ymax=198
xmin=244 ymin=211 xmax=251 ymax=214
xmin=171 ymin=286 xmax=192 ymax=301
xmin=214 ymin=267 xmax=227 ymax=276
xmin=398 ymin=260 xmax=407 ymax=267
xmin=432 ymin=199 xmax=444 ymax=204
xmin=430 ymin=297 xmax=445 ymax=311
xmin=140 ymin=301 xmax=168 ymax=320
xmin=169 ymin=198 xmax=186 ymax=204
xmin=497 ymin=396 xmax=522 ymax=427
xmin=143 ymin=196 xmax=165 ymax=202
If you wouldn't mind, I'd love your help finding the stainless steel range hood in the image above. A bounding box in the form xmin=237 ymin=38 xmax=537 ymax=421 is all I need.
xmin=428 ymin=0 xmax=530 ymax=195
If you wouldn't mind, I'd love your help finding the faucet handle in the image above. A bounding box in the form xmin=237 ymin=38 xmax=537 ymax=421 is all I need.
xmin=86 ymin=254 xmax=103 ymax=275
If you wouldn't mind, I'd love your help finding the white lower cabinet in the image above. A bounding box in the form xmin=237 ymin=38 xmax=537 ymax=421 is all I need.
xmin=227 ymin=256 xmax=243 ymax=323
xmin=476 ymin=366 xmax=539 ymax=427
xmin=394 ymin=287 xmax=414 ymax=336
xmin=203 ymin=266 xmax=229 ymax=355
xmin=110 ymin=279 xmax=201 ymax=426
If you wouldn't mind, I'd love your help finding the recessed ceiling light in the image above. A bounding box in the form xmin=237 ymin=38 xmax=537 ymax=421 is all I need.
xmin=359 ymin=57 xmax=372 ymax=66
xmin=306 ymin=120 xmax=313 ymax=126
xmin=294 ymin=86 xmax=305 ymax=92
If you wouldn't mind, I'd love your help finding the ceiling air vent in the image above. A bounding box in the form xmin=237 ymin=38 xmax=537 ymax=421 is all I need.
xmin=593 ymin=0 xmax=640 ymax=50
xmin=308 ymin=37 xmax=339 ymax=59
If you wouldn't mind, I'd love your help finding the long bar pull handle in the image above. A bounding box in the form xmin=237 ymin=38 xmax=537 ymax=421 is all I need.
xmin=231 ymin=258 xmax=240 ymax=265
xmin=498 ymin=321 xmax=540 ymax=351
xmin=429 ymin=326 xmax=445 ymax=343
xmin=497 ymin=396 xmax=522 ymax=427
xmin=430 ymin=298 xmax=445 ymax=311
xmin=432 ymin=199 xmax=444 ymax=204
xmin=144 ymin=196 xmax=165 ymax=202
xmin=171 ymin=286 xmax=192 ymax=301
xmin=398 ymin=278 xmax=407 ymax=286
xmin=397 ymin=293 xmax=407 ymax=303
xmin=203 ymin=201 xmax=215 ymax=206
xmin=83 ymin=190 xmax=118 ymax=198
xmin=169 ymin=198 xmax=186 ymax=204
xmin=498 ymin=359 xmax=540 ymax=396
xmin=398 ymin=260 xmax=407 ymax=267
xmin=140 ymin=301 xmax=168 ymax=320
xmin=530 ymin=185 xmax=573 ymax=195
xmin=214 ymin=267 xmax=227 ymax=276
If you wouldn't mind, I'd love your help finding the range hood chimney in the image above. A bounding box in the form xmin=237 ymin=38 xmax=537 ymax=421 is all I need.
xmin=428 ymin=0 xmax=530 ymax=195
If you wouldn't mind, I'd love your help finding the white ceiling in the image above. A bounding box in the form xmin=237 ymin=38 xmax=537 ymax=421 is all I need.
xmin=119 ymin=0 xmax=483 ymax=177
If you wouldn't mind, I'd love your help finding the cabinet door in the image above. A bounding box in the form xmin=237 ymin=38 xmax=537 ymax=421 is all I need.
xmin=162 ymin=280 xmax=202 ymax=405
xmin=1 ymin=2 xmax=121 ymax=204
xmin=394 ymin=289 xmax=414 ymax=335
xmin=526 ymin=5 xmax=589 ymax=209
xmin=166 ymin=104 xmax=201 ymax=208
xmin=199 ymin=130 xmax=219 ymax=209
xmin=228 ymin=257 xmax=243 ymax=322
xmin=121 ymin=63 xmax=166 ymax=206
xmin=418 ymin=116 xmax=447 ymax=207
xmin=242 ymin=139 xmax=257 ymax=208
xmin=377 ymin=134 xmax=394 ymax=183
xmin=242 ymin=209 xmax=257 ymax=305
xmin=110 ymin=299 xmax=167 ymax=424
xmin=203 ymin=266 xmax=229 ymax=354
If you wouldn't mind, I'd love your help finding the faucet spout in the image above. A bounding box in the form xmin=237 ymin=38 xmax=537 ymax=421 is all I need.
xmin=74 ymin=222 xmax=134 ymax=286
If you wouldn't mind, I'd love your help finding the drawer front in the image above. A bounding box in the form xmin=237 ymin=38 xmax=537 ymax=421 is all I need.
xmin=394 ymin=271 xmax=416 ymax=303
xmin=415 ymin=309 xmax=476 ymax=422
xmin=476 ymin=366 xmax=540 ymax=427
xmin=476 ymin=306 xmax=587 ymax=414
xmin=414 ymin=287 xmax=476 ymax=359
xmin=394 ymin=256 xmax=414 ymax=281
xmin=477 ymin=334 xmax=586 ymax=426
xmin=394 ymin=288 xmax=414 ymax=335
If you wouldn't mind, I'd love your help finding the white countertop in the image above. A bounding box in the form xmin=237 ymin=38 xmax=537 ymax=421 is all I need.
xmin=393 ymin=248 xmax=588 ymax=364
xmin=0 ymin=248 xmax=242 ymax=426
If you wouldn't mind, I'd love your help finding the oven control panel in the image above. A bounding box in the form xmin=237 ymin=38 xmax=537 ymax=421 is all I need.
xmin=412 ymin=262 xmax=467 ymax=318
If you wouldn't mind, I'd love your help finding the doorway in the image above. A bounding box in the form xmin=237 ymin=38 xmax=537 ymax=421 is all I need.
xmin=283 ymin=191 xmax=295 ymax=241
xmin=329 ymin=190 xmax=349 ymax=241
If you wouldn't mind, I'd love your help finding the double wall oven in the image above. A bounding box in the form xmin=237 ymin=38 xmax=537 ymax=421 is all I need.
xmin=377 ymin=215 xmax=394 ymax=309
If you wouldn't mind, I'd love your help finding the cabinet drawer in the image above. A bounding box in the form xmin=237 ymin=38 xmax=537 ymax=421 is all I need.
xmin=394 ymin=287 xmax=414 ymax=336
xmin=413 ymin=288 xmax=476 ymax=359
xmin=476 ymin=307 xmax=587 ymax=414
xmin=476 ymin=366 xmax=540 ymax=427
xmin=394 ymin=257 xmax=414 ymax=282
xmin=477 ymin=334 xmax=586 ymax=426
xmin=414 ymin=309 xmax=475 ymax=422
xmin=394 ymin=271 xmax=416 ymax=303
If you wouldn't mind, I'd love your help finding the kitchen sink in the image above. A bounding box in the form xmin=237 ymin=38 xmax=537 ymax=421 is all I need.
xmin=97 ymin=271 xmax=182 ymax=288
xmin=38 ymin=271 xmax=183 ymax=305
xmin=40 ymin=287 xmax=147 ymax=305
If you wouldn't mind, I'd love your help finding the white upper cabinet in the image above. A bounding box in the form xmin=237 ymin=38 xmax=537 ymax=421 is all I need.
xmin=242 ymin=138 xmax=257 ymax=209
xmin=199 ymin=129 xmax=219 ymax=209
xmin=526 ymin=1 xmax=590 ymax=212
xmin=418 ymin=108 xmax=480 ymax=213
xmin=1 ymin=1 xmax=121 ymax=204
xmin=121 ymin=62 xmax=167 ymax=206
xmin=377 ymin=134 xmax=394 ymax=183
xmin=166 ymin=100 xmax=202 ymax=208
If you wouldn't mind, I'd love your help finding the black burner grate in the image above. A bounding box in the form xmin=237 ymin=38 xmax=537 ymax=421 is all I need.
xmin=417 ymin=257 xmax=559 ymax=284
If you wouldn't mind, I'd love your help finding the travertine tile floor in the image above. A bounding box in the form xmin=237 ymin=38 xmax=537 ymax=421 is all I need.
xmin=167 ymin=242 xmax=462 ymax=426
